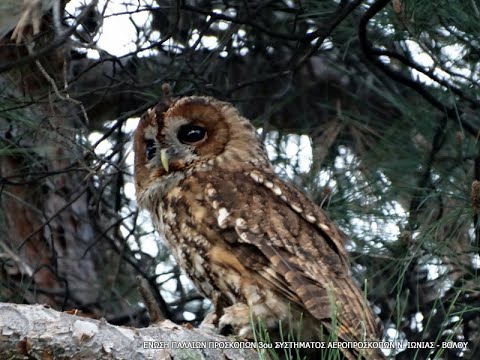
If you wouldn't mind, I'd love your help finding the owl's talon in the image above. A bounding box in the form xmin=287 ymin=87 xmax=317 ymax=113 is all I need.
xmin=199 ymin=311 xmax=217 ymax=333
xmin=218 ymin=303 xmax=253 ymax=339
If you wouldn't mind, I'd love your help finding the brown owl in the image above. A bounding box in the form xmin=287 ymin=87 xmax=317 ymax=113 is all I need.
xmin=134 ymin=96 xmax=384 ymax=360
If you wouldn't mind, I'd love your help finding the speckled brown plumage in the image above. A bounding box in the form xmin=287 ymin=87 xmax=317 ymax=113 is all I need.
xmin=134 ymin=96 xmax=384 ymax=359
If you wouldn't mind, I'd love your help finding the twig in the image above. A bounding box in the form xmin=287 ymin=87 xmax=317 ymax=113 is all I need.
xmin=358 ymin=0 xmax=480 ymax=138
xmin=137 ymin=275 xmax=166 ymax=323
xmin=17 ymin=185 xmax=89 ymax=250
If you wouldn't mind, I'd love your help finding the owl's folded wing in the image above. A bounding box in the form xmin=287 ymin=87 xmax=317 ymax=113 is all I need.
xmin=203 ymin=169 xmax=378 ymax=343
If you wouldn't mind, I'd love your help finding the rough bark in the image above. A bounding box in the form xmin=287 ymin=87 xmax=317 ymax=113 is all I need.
xmin=0 ymin=302 xmax=258 ymax=360
xmin=0 ymin=15 xmax=141 ymax=323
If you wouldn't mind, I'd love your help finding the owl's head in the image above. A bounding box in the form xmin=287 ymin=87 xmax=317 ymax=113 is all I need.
xmin=133 ymin=96 xmax=270 ymax=205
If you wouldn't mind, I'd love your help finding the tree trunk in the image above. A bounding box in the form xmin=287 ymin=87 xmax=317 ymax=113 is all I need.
xmin=0 ymin=23 xmax=137 ymax=321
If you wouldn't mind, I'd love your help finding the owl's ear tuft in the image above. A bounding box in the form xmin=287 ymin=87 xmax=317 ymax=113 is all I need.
xmin=161 ymin=83 xmax=177 ymax=108
xmin=161 ymin=83 xmax=171 ymax=97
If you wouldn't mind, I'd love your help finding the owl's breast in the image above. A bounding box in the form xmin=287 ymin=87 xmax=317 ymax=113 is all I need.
xmin=156 ymin=185 xmax=241 ymax=305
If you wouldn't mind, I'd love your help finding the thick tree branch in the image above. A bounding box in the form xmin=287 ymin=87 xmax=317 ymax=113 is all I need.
xmin=0 ymin=303 xmax=258 ymax=360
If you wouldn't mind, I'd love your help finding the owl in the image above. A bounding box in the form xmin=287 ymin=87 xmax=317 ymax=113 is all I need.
xmin=134 ymin=96 xmax=384 ymax=360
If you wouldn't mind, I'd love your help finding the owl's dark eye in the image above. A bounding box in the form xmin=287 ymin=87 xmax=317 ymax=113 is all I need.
xmin=177 ymin=125 xmax=207 ymax=145
xmin=145 ymin=139 xmax=156 ymax=160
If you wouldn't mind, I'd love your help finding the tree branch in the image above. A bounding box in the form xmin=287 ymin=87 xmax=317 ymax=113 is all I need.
xmin=0 ymin=303 xmax=258 ymax=360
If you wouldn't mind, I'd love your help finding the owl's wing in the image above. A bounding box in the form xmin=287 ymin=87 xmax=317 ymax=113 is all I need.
xmin=201 ymin=169 xmax=378 ymax=342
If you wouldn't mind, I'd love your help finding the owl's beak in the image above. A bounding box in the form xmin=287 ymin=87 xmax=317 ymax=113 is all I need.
xmin=160 ymin=148 xmax=170 ymax=172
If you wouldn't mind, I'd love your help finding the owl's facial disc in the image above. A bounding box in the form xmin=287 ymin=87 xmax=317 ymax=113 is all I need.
xmin=134 ymin=97 xmax=239 ymax=190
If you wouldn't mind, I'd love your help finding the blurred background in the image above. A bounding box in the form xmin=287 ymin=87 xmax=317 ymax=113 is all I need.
xmin=0 ymin=0 xmax=479 ymax=358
